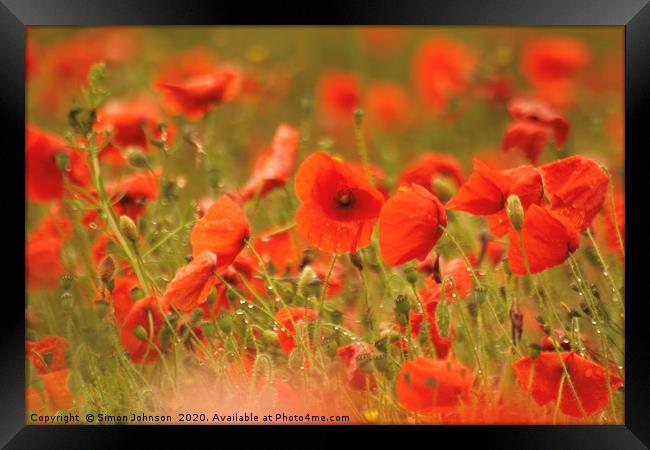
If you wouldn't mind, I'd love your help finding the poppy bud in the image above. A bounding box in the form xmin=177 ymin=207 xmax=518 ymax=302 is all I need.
xmin=60 ymin=275 xmax=74 ymax=291
xmin=404 ymin=267 xmax=418 ymax=285
xmin=502 ymin=258 xmax=512 ymax=276
xmin=349 ymin=252 xmax=364 ymax=271
xmin=202 ymin=322 xmax=215 ymax=338
xmin=372 ymin=354 xmax=394 ymax=377
xmin=191 ymin=308 xmax=204 ymax=325
xmin=262 ymin=329 xmax=278 ymax=345
xmin=322 ymin=336 xmax=338 ymax=358
xmin=299 ymin=247 xmax=315 ymax=270
xmin=125 ymin=147 xmax=149 ymax=169
xmin=54 ymin=152 xmax=70 ymax=172
xmin=130 ymin=287 xmax=145 ymax=301
xmin=133 ymin=325 xmax=148 ymax=341
xmin=354 ymin=108 xmax=365 ymax=126
xmin=330 ymin=309 xmax=343 ymax=325
xmin=159 ymin=327 xmax=172 ymax=348
xmin=98 ymin=255 xmax=115 ymax=285
xmin=436 ymin=299 xmax=451 ymax=338
xmin=298 ymin=265 xmax=320 ymax=298
xmin=218 ymin=312 xmax=233 ymax=333
xmin=529 ymin=343 xmax=542 ymax=359
xmin=395 ymin=294 xmax=410 ymax=315
xmin=432 ymin=176 xmax=456 ymax=203
xmin=61 ymin=292 xmax=73 ymax=310
xmin=355 ymin=353 xmax=373 ymax=373
xmin=506 ymin=195 xmax=524 ymax=231
xmin=119 ymin=215 xmax=139 ymax=242
xmin=205 ymin=289 xmax=216 ymax=305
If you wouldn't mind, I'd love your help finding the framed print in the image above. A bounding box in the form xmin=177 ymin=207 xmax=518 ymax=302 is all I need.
xmin=3 ymin=0 xmax=649 ymax=448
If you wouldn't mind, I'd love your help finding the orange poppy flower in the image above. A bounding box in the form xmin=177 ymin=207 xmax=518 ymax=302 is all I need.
xmin=95 ymin=95 xmax=174 ymax=165
xmin=40 ymin=368 xmax=74 ymax=411
xmin=26 ymin=336 xmax=67 ymax=374
xmin=154 ymin=49 xmax=241 ymax=120
xmin=507 ymin=204 xmax=579 ymax=275
xmin=349 ymin=162 xmax=390 ymax=199
xmin=378 ymin=184 xmax=447 ymax=266
xmin=190 ymin=194 xmax=250 ymax=270
xmin=26 ymin=126 xmax=90 ymax=202
xmin=397 ymin=152 xmax=464 ymax=196
xmin=275 ymin=307 xmax=318 ymax=354
xmin=408 ymin=299 xmax=455 ymax=359
xmin=316 ymin=71 xmax=361 ymax=122
xmin=365 ymin=81 xmax=414 ymax=132
xmin=412 ymin=36 xmax=476 ymax=113
xmin=508 ymin=98 xmax=569 ymax=147
xmin=396 ymin=356 xmax=475 ymax=412
xmin=539 ymin=155 xmax=608 ymax=231
xmin=100 ymin=171 xmax=160 ymax=221
xmin=119 ymin=295 xmax=165 ymax=364
xmin=161 ymin=251 xmax=217 ymax=313
xmin=240 ymin=124 xmax=300 ymax=202
xmin=336 ymin=342 xmax=376 ymax=390
xmin=502 ymin=120 xmax=550 ymax=165
xmin=485 ymin=240 xmax=506 ymax=266
xmin=294 ymin=151 xmax=384 ymax=254
xmin=511 ymin=351 xmax=622 ymax=417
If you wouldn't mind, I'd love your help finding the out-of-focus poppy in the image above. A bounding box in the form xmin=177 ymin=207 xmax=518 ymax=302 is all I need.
xmin=507 ymin=204 xmax=579 ymax=275
xmin=154 ymin=48 xmax=241 ymax=120
xmin=336 ymin=342 xmax=376 ymax=390
xmin=316 ymin=71 xmax=361 ymax=122
xmin=485 ymin=240 xmax=506 ymax=266
xmin=412 ymin=36 xmax=476 ymax=113
xmin=102 ymin=171 xmax=160 ymax=221
xmin=102 ymin=276 xmax=140 ymax=326
xmin=26 ymin=126 xmax=90 ymax=203
xmin=397 ymin=152 xmax=464 ymax=196
xmin=358 ymin=27 xmax=405 ymax=54
xmin=26 ymin=336 xmax=67 ymax=374
xmin=120 ymin=295 xmax=165 ymax=364
xmin=511 ymin=351 xmax=622 ymax=417
xmin=275 ymin=307 xmax=318 ymax=354
xmin=95 ymin=95 xmax=174 ymax=165
xmin=396 ymin=356 xmax=475 ymax=412
xmin=253 ymin=228 xmax=298 ymax=275
xmin=422 ymin=257 xmax=473 ymax=302
xmin=240 ymin=124 xmax=300 ymax=202
xmin=502 ymin=98 xmax=570 ymax=164
xmin=365 ymin=81 xmax=414 ymax=132
xmin=294 ymin=151 xmax=384 ymax=254
xmin=539 ymin=155 xmax=608 ymax=231
xmin=521 ymin=37 xmax=591 ymax=87
xmin=190 ymin=194 xmax=251 ymax=270
xmin=161 ymin=251 xmax=217 ymax=313
xmin=378 ymin=184 xmax=447 ymax=266
xmin=39 ymin=368 xmax=74 ymax=411
xmin=26 ymin=229 xmax=65 ymax=291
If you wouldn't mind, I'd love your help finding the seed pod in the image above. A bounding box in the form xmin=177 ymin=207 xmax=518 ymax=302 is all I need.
xmin=529 ymin=343 xmax=542 ymax=359
xmin=98 ymin=255 xmax=115 ymax=285
xmin=298 ymin=265 xmax=320 ymax=297
xmin=133 ymin=325 xmax=148 ymax=341
xmin=218 ymin=312 xmax=233 ymax=333
xmin=349 ymin=252 xmax=364 ymax=271
xmin=54 ymin=152 xmax=70 ymax=172
xmin=506 ymin=195 xmax=524 ymax=231
xmin=394 ymin=294 xmax=410 ymax=315
xmin=125 ymin=147 xmax=149 ymax=169
xmin=119 ymin=215 xmax=139 ymax=242
xmin=60 ymin=275 xmax=74 ymax=291
xmin=404 ymin=267 xmax=418 ymax=285
xmin=432 ymin=176 xmax=456 ymax=203
xmin=191 ymin=308 xmax=204 ymax=325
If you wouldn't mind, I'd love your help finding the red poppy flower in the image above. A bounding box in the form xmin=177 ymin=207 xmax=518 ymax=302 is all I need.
xmin=161 ymin=251 xmax=217 ymax=313
xmin=511 ymin=351 xmax=622 ymax=417
xmin=509 ymin=98 xmax=569 ymax=147
xmin=26 ymin=336 xmax=67 ymax=374
xmin=336 ymin=342 xmax=376 ymax=390
xmin=240 ymin=124 xmax=300 ymax=201
xmin=397 ymin=152 xmax=464 ymax=196
xmin=396 ymin=356 xmax=475 ymax=412
xmin=95 ymin=95 xmax=174 ymax=165
xmin=485 ymin=240 xmax=506 ymax=266
xmin=507 ymin=204 xmax=579 ymax=275
xmin=294 ymin=151 xmax=384 ymax=254
xmin=412 ymin=36 xmax=476 ymax=113
xmin=103 ymin=171 xmax=160 ymax=221
xmin=521 ymin=37 xmax=591 ymax=87
xmin=539 ymin=155 xmax=608 ymax=231
xmin=104 ymin=276 xmax=141 ymax=326
xmin=422 ymin=257 xmax=473 ymax=302
xmin=39 ymin=368 xmax=74 ymax=411
xmin=316 ymin=71 xmax=361 ymax=122
xmin=349 ymin=162 xmax=390 ymax=199
xmin=154 ymin=49 xmax=241 ymax=120
xmin=365 ymin=81 xmax=414 ymax=132
xmin=478 ymin=72 xmax=515 ymax=105
xmin=190 ymin=194 xmax=251 ymax=270
xmin=447 ymin=159 xmax=543 ymax=218
xmin=26 ymin=230 xmax=64 ymax=291
xmin=501 ymin=120 xmax=550 ymax=164
xmin=408 ymin=298 xmax=455 ymax=359
xmin=26 ymin=126 xmax=90 ymax=202
xmin=119 ymin=295 xmax=165 ymax=364
xmin=379 ymin=184 xmax=447 ymax=266
xmin=275 ymin=307 xmax=319 ymax=354
xmin=253 ymin=228 xmax=298 ymax=275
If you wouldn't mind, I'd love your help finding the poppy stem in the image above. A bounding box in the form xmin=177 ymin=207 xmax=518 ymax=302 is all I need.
xmin=585 ymin=228 xmax=624 ymax=309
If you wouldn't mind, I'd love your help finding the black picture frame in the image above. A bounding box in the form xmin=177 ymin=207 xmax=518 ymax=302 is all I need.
xmin=3 ymin=0 xmax=648 ymax=448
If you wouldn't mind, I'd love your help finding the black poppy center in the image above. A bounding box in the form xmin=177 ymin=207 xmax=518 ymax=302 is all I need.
xmin=336 ymin=189 xmax=355 ymax=209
